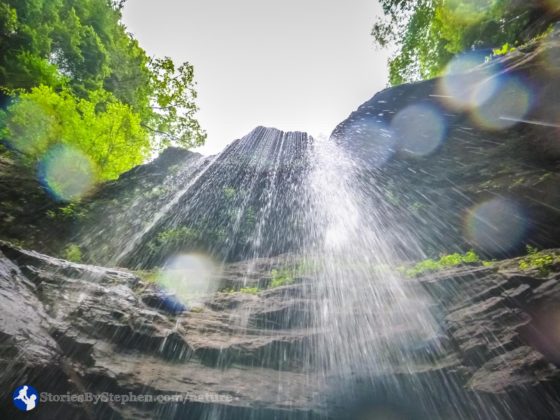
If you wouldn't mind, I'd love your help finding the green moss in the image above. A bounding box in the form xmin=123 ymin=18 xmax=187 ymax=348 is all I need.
xmin=6 ymin=238 xmax=29 ymax=249
xmin=270 ymin=268 xmax=295 ymax=288
xmin=239 ymin=287 xmax=260 ymax=295
xmin=519 ymin=246 xmax=557 ymax=276
xmin=46 ymin=203 xmax=87 ymax=221
xmin=221 ymin=287 xmax=261 ymax=295
xmin=133 ymin=270 xmax=158 ymax=283
xmin=402 ymin=250 xmax=481 ymax=277
xmin=147 ymin=226 xmax=200 ymax=254
xmin=220 ymin=262 xmax=310 ymax=295
xmin=63 ymin=244 xmax=82 ymax=263
xmin=223 ymin=187 xmax=237 ymax=200
xmin=492 ymin=42 xmax=516 ymax=57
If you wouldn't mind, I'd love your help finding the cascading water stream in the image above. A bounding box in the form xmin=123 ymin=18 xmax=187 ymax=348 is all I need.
xmin=305 ymin=137 xmax=442 ymax=377
xmin=74 ymin=127 xmax=531 ymax=419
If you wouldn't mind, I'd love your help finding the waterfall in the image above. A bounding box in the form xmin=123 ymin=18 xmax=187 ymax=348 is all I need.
xmin=73 ymin=127 xmax=527 ymax=419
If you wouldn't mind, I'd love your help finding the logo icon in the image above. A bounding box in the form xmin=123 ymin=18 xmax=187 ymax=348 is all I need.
xmin=12 ymin=385 xmax=39 ymax=412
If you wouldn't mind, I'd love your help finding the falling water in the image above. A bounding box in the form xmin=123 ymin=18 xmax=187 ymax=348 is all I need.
xmin=73 ymin=125 xmax=542 ymax=419
xmin=304 ymin=138 xmax=441 ymax=378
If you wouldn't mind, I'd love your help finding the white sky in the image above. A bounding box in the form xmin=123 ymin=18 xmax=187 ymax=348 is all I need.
xmin=122 ymin=0 xmax=390 ymax=155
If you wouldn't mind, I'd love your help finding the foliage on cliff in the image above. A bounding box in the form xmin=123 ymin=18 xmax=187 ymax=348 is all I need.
xmin=0 ymin=0 xmax=205 ymax=182
xmin=372 ymin=0 xmax=554 ymax=85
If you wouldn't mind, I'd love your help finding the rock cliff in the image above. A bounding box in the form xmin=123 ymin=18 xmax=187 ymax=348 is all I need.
xmin=2 ymin=38 xmax=560 ymax=266
xmin=1 ymin=242 xmax=560 ymax=419
xmin=332 ymin=32 xmax=560 ymax=257
xmin=1 ymin=30 xmax=560 ymax=420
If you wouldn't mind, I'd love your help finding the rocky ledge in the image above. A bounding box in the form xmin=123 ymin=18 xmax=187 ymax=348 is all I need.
xmin=1 ymin=242 xmax=560 ymax=419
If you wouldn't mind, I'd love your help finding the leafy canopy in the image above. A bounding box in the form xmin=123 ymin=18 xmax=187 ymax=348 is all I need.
xmin=372 ymin=0 xmax=545 ymax=85
xmin=0 ymin=0 xmax=206 ymax=182
xmin=1 ymin=85 xmax=149 ymax=181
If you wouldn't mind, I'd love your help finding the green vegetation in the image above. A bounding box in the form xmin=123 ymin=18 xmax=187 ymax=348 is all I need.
xmin=238 ymin=287 xmax=260 ymax=295
xmin=2 ymin=86 xmax=148 ymax=180
xmin=63 ymin=243 xmax=82 ymax=262
xmin=0 ymin=0 xmax=205 ymax=189
xmin=224 ymin=263 xmax=309 ymax=295
xmin=133 ymin=270 xmax=158 ymax=284
xmin=519 ymin=246 xmax=557 ymax=276
xmin=148 ymin=227 xmax=201 ymax=254
xmin=372 ymin=1 xmax=549 ymax=85
xmin=46 ymin=202 xmax=87 ymax=220
xmin=492 ymin=42 xmax=516 ymax=57
xmin=402 ymin=250 xmax=481 ymax=277
xmin=270 ymin=267 xmax=296 ymax=288
xmin=147 ymin=225 xmax=228 ymax=258
xmin=222 ymin=187 xmax=237 ymax=200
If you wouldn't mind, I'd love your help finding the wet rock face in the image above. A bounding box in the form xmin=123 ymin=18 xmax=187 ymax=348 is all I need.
xmin=419 ymin=258 xmax=560 ymax=397
xmin=332 ymin=38 xmax=560 ymax=258
xmin=0 ymin=154 xmax=66 ymax=253
xmin=2 ymin=43 xmax=560 ymax=266
xmin=71 ymin=126 xmax=313 ymax=268
xmin=1 ymin=242 xmax=560 ymax=419
xmin=65 ymin=39 xmax=560 ymax=265
xmin=0 ymin=243 xmax=325 ymax=419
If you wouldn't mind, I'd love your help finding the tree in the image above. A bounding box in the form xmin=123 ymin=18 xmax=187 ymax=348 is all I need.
xmin=372 ymin=0 xmax=547 ymax=85
xmin=0 ymin=0 xmax=206 ymax=183
xmin=146 ymin=57 xmax=206 ymax=150
xmin=1 ymin=85 xmax=149 ymax=181
xmin=0 ymin=0 xmax=150 ymax=107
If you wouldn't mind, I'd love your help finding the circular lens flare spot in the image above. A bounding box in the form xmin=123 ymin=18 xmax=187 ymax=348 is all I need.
xmin=471 ymin=76 xmax=532 ymax=130
xmin=537 ymin=27 xmax=560 ymax=72
xmin=465 ymin=198 xmax=528 ymax=254
xmin=438 ymin=53 xmax=499 ymax=111
xmin=156 ymin=254 xmax=221 ymax=307
xmin=336 ymin=119 xmax=395 ymax=168
xmin=6 ymin=100 xmax=55 ymax=155
xmin=391 ymin=104 xmax=446 ymax=156
xmin=38 ymin=145 xmax=96 ymax=202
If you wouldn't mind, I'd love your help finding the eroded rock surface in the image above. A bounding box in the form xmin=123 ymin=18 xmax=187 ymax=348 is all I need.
xmin=1 ymin=242 xmax=560 ymax=418
xmin=332 ymin=36 xmax=560 ymax=258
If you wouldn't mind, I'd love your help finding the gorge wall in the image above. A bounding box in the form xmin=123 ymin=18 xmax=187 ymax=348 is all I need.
xmin=2 ymin=34 xmax=560 ymax=267
xmin=1 ymin=242 xmax=560 ymax=419
xmin=1 ymin=28 xmax=560 ymax=420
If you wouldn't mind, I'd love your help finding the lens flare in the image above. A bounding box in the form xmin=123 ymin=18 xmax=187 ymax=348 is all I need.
xmin=6 ymin=101 xmax=55 ymax=155
xmin=38 ymin=145 xmax=96 ymax=202
xmin=541 ymin=44 xmax=560 ymax=73
xmin=391 ymin=103 xmax=446 ymax=156
xmin=522 ymin=308 xmax=560 ymax=364
xmin=437 ymin=53 xmax=499 ymax=111
xmin=155 ymin=254 xmax=221 ymax=307
xmin=465 ymin=198 xmax=528 ymax=253
xmin=471 ymin=76 xmax=533 ymax=130
xmin=337 ymin=119 xmax=396 ymax=168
